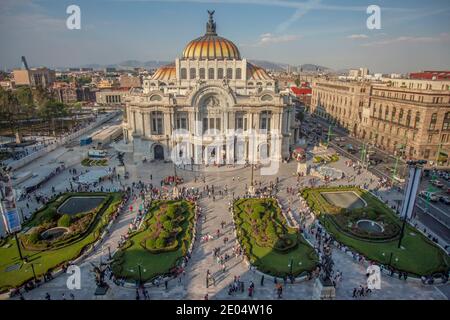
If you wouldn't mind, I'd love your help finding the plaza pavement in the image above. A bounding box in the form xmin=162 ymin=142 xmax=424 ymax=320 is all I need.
xmin=6 ymin=145 xmax=449 ymax=300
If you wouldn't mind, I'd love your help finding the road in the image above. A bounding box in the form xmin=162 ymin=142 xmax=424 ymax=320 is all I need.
xmin=303 ymin=113 xmax=450 ymax=246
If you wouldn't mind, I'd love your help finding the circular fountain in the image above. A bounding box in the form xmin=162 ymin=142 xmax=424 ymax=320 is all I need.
xmin=356 ymin=219 xmax=384 ymax=233
xmin=40 ymin=227 xmax=69 ymax=240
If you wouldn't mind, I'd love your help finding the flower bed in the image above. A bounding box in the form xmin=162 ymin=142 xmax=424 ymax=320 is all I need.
xmin=0 ymin=192 xmax=123 ymax=292
xmin=301 ymin=186 xmax=450 ymax=276
xmin=111 ymin=200 xmax=195 ymax=283
xmin=233 ymin=198 xmax=318 ymax=278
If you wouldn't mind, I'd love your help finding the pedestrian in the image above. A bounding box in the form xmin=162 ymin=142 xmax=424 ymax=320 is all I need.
xmin=260 ymin=275 xmax=265 ymax=286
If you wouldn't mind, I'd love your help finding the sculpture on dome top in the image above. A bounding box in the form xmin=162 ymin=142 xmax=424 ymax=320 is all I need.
xmin=206 ymin=10 xmax=217 ymax=35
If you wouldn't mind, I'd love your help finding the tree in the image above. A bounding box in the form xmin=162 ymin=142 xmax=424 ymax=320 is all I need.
xmin=14 ymin=86 xmax=35 ymax=119
xmin=39 ymin=101 xmax=68 ymax=135
xmin=0 ymin=87 xmax=21 ymax=136
xmin=295 ymin=77 xmax=301 ymax=87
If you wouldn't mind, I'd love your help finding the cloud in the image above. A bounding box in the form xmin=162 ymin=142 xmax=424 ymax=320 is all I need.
xmin=347 ymin=34 xmax=368 ymax=39
xmin=276 ymin=0 xmax=321 ymax=32
xmin=241 ymin=33 xmax=301 ymax=47
xmin=362 ymin=33 xmax=450 ymax=47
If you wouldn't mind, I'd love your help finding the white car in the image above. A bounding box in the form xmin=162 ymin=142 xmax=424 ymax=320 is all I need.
xmin=431 ymin=180 xmax=444 ymax=188
xmin=419 ymin=191 xmax=439 ymax=202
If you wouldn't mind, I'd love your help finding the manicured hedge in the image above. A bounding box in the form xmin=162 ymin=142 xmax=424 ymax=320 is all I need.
xmin=301 ymin=186 xmax=450 ymax=276
xmin=111 ymin=200 xmax=195 ymax=283
xmin=233 ymin=198 xmax=318 ymax=277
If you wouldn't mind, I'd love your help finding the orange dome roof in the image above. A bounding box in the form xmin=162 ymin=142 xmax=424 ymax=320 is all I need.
xmin=182 ymin=11 xmax=241 ymax=60
xmin=183 ymin=35 xmax=241 ymax=60
xmin=151 ymin=64 xmax=176 ymax=81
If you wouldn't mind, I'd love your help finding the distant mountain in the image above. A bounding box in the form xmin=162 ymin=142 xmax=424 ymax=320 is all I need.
xmin=299 ymin=64 xmax=331 ymax=72
xmin=76 ymin=60 xmax=330 ymax=72
xmin=249 ymin=60 xmax=331 ymax=72
xmin=249 ymin=60 xmax=288 ymax=71
xmin=79 ymin=60 xmax=171 ymax=70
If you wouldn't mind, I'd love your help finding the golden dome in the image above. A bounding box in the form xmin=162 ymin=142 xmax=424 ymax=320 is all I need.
xmin=247 ymin=63 xmax=271 ymax=80
xmin=183 ymin=35 xmax=241 ymax=60
xmin=151 ymin=64 xmax=176 ymax=81
xmin=182 ymin=11 xmax=241 ymax=60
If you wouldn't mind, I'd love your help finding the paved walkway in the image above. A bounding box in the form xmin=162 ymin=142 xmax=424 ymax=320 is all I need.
xmin=6 ymin=149 xmax=449 ymax=300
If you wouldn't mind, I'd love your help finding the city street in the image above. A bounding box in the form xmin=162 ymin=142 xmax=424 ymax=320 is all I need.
xmin=305 ymin=114 xmax=450 ymax=245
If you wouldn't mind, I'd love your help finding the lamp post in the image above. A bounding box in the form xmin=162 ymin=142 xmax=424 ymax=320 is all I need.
xmin=248 ymin=125 xmax=256 ymax=195
xmin=398 ymin=160 xmax=426 ymax=249
xmin=288 ymin=258 xmax=294 ymax=277
xmin=129 ymin=262 xmax=146 ymax=286
xmin=14 ymin=233 xmax=24 ymax=261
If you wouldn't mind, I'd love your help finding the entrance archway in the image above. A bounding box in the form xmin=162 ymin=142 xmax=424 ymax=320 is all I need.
xmin=154 ymin=144 xmax=164 ymax=160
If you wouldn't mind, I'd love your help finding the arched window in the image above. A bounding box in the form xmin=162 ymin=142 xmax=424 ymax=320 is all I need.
xmin=385 ymin=106 xmax=389 ymax=120
xmin=392 ymin=107 xmax=396 ymax=121
xmin=199 ymin=68 xmax=205 ymax=79
xmin=226 ymin=68 xmax=233 ymax=79
xmin=443 ymin=112 xmax=450 ymax=130
xmin=235 ymin=68 xmax=242 ymax=80
xmin=429 ymin=113 xmax=437 ymax=130
xmin=217 ymin=68 xmax=224 ymax=79
xmin=208 ymin=68 xmax=214 ymax=79
xmin=378 ymin=105 xmax=382 ymax=119
xmin=180 ymin=68 xmax=187 ymax=80
xmin=189 ymin=68 xmax=196 ymax=79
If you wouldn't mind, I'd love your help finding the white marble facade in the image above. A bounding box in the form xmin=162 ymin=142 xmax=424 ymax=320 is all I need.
xmin=123 ymin=12 xmax=297 ymax=165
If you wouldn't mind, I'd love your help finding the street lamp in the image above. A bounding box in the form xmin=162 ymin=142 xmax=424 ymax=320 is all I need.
xmin=129 ymin=263 xmax=146 ymax=286
xmin=24 ymin=262 xmax=41 ymax=282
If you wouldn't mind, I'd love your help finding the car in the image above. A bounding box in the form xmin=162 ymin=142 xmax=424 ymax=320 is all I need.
xmin=419 ymin=191 xmax=439 ymax=202
xmin=368 ymin=157 xmax=383 ymax=165
xmin=439 ymin=196 xmax=450 ymax=205
xmin=431 ymin=180 xmax=444 ymax=188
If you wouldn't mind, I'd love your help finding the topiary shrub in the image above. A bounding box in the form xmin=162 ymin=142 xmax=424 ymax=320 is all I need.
xmin=57 ymin=214 xmax=71 ymax=227
xmin=28 ymin=231 xmax=40 ymax=244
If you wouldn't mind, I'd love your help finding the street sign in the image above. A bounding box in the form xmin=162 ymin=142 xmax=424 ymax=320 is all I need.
xmin=2 ymin=209 xmax=21 ymax=233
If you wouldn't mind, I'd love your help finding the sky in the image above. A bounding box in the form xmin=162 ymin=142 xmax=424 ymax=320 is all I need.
xmin=0 ymin=0 xmax=449 ymax=73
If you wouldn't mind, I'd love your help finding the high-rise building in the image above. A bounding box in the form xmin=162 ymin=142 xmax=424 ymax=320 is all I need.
xmin=12 ymin=67 xmax=55 ymax=88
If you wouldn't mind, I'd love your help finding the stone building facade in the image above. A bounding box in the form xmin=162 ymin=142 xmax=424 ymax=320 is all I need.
xmin=123 ymin=12 xmax=296 ymax=165
xmin=311 ymin=77 xmax=450 ymax=163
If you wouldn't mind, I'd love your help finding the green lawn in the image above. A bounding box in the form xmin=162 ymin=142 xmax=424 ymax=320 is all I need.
xmin=302 ymin=187 xmax=450 ymax=276
xmin=233 ymin=198 xmax=318 ymax=277
xmin=111 ymin=200 xmax=194 ymax=282
xmin=0 ymin=192 xmax=123 ymax=292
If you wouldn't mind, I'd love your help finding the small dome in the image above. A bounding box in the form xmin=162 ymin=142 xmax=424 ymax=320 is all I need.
xmin=151 ymin=64 xmax=176 ymax=81
xmin=247 ymin=63 xmax=271 ymax=80
xmin=182 ymin=11 xmax=241 ymax=60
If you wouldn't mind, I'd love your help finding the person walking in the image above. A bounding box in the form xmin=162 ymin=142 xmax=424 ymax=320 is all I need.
xmin=260 ymin=275 xmax=264 ymax=286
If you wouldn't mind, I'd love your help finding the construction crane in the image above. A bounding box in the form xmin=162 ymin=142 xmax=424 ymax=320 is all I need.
xmin=21 ymin=56 xmax=30 ymax=70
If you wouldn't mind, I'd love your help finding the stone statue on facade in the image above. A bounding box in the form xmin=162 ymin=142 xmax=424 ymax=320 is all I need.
xmin=206 ymin=10 xmax=216 ymax=34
